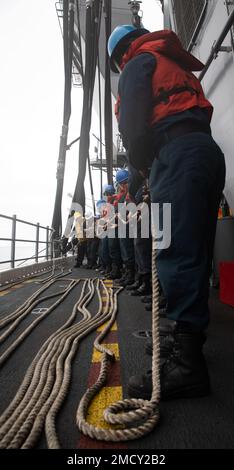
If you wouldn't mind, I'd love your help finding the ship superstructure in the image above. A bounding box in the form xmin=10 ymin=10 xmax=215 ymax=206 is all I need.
xmin=0 ymin=1 xmax=234 ymax=453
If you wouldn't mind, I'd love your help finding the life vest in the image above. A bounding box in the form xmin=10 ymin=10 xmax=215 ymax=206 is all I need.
xmin=117 ymin=29 xmax=213 ymax=126
xmin=114 ymin=96 xmax=121 ymax=122
xmin=107 ymin=194 xmax=116 ymax=205
xmin=113 ymin=188 xmax=130 ymax=208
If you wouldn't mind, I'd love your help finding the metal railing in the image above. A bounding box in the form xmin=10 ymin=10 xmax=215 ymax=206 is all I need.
xmin=199 ymin=8 xmax=234 ymax=81
xmin=0 ymin=214 xmax=54 ymax=269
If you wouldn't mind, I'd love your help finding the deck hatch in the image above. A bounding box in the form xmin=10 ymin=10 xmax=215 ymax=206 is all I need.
xmin=31 ymin=307 xmax=49 ymax=315
xmin=132 ymin=330 xmax=152 ymax=339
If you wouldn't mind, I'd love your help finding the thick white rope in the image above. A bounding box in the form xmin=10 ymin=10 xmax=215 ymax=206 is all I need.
xmin=76 ymin=241 xmax=161 ymax=441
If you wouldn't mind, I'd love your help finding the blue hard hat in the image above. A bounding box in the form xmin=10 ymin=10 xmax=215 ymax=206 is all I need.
xmin=103 ymin=184 xmax=115 ymax=195
xmin=108 ymin=25 xmax=149 ymax=73
xmin=96 ymin=199 xmax=106 ymax=208
xmin=115 ymin=169 xmax=129 ymax=184
xmin=96 ymin=199 xmax=106 ymax=214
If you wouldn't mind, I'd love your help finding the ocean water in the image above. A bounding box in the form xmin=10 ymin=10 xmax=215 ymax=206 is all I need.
xmin=0 ymin=245 xmax=48 ymax=271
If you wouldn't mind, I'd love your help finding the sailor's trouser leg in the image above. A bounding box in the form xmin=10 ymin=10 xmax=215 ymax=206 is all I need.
xmin=119 ymin=237 xmax=135 ymax=267
xmin=134 ymin=235 xmax=152 ymax=275
xmin=149 ymin=132 xmax=225 ymax=330
xmin=77 ymin=241 xmax=86 ymax=265
xmin=99 ymin=237 xmax=112 ymax=267
xmin=108 ymin=237 xmax=122 ymax=267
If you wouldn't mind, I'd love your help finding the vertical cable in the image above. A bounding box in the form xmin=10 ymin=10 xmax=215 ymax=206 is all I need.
xmin=52 ymin=0 xmax=75 ymax=247
xmin=63 ymin=0 xmax=103 ymax=241
xmin=104 ymin=0 xmax=113 ymax=185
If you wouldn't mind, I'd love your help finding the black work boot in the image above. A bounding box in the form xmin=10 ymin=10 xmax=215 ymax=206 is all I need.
xmin=141 ymin=295 xmax=152 ymax=304
xmin=160 ymin=324 xmax=210 ymax=400
xmin=84 ymin=263 xmax=93 ymax=269
xmin=107 ymin=264 xmax=122 ymax=280
xmin=115 ymin=269 xmax=127 ymax=285
xmin=128 ymin=323 xmax=209 ymax=401
xmin=147 ymin=333 xmax=175 ymax=358
xmin=119 ymin=267 xmax=135 ymax=287
xmin=73 ymin=261 xmax=81 ymax=268
xmin=145 ymin=320 xmax=176 ymax=356
xmin=104 ymin=265 xmax=112 ymax=275
xmin=126 ymin=275 xmax=142 ymax=291
xmin=128 ymin=370 xmax=153 ymax=400
xmin=131 ymin=274 xmax=151 ymax=296
xmin=99 ymin=267 xmax=106 ymax=274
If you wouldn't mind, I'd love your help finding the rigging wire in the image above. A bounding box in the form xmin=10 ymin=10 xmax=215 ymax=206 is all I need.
xmin=51 ymin=0 xmax=75 ymax=245
xmin=97 ymin=49 xmax=103 ymax=198
xmin=87 ymin=153 xmax=96 ymax=215
xmin=104 ymin=0 xmax=113 ymax=185
xmin=87 ymin=0 xmax=103 ymax=215
xmin=75 ymin=0 xmax=84 ymax=79
xmin=66 ymin=136 xmax=80 ymax=150
xmin=63 ymin=0 xmax=103 ymax=241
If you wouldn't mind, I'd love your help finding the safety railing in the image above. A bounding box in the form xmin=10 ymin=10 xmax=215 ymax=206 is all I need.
xmin=199 ymin=8 xmax=234 ymax=80
xmin=0 ymin=214 xmax=54 ymax=269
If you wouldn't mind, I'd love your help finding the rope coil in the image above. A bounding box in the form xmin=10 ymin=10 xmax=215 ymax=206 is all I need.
xmin=76 ymin=241 xmax=161 ymax=441
xmin=0 ymin=242 xmax=161 ymax=446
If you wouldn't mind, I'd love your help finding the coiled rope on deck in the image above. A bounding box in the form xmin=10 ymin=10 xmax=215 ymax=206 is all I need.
xmin=0 ymin=278 xmax=124 ymax=448
xmin=0 ymin=243 xmax=161 ymax=446
xmin=0 ymin=276 xmax=77 ymax=367
xmin=76 ymin=241 xmax=161 ymax=441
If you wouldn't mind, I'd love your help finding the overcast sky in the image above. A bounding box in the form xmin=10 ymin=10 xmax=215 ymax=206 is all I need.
xmin=0 ymin=0 xmax=163 ymax=234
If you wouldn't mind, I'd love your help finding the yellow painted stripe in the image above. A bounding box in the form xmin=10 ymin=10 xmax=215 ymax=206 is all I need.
xmin=0 ymin=291 xmax=10 ymax=296
xmin=97 ymin=321 xmax=117 ymax=332
xmin=0 ymin=282 xmax=26 ymax=295
xmin=92 ymin=343 xmax=119 ymax=363
xmin=87 ymin=386 xmax=122 ymax=429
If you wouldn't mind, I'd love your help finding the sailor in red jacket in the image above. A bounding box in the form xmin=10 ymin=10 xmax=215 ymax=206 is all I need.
xmin=108 ymin=26 xmax=226 ymax=400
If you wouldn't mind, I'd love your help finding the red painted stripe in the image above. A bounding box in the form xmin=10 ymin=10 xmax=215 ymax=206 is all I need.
xmin=98 ymin=330 xmax=118 ymax=344
xmin=78 ymin=435 xmax=128 ymax=449
xmin=77 ymin=297 xmax=128 ymax=449
xmin=87 ymin=361 xmax=122 ymax=388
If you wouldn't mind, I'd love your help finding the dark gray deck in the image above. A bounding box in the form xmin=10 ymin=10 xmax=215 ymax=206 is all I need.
xmin=0 ymin=268 xmax=234 ymax=449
